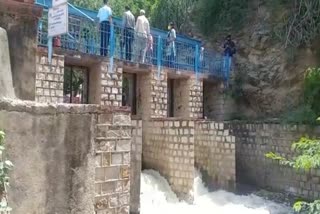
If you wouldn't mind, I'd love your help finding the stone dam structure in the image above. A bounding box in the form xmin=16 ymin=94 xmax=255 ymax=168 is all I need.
xmin=0 ymin=0 xmax=320 ymax=214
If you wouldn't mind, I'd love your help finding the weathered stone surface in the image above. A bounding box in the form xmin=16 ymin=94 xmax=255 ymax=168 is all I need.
xmin=195 ymin=121 xmax=236 ymax=192
xmin=94 ymin=106 xmax=131 ymax=214
xmin=0 ymin=110 xmax=95 ymax=214
xmin=0 ymin=98 xmax=131 ymax=214
xmin=0 ymin=2 xmax=42 ymax=100
xmin=35 ymin=52 xmax=64 ymax=103
xmin=230 ymin=122 xmax=320 ymax=201
xmin=142 ymin=119 xmax=195 ymax=201
xmin=130 ymin=119 xmax=142 ymax=213
xmin=0 ymin=27 xmax=15 ymax=98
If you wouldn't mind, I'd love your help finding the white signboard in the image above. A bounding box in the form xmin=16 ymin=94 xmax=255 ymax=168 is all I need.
xmin=48 ymin=3 xmax=68 ymax=37
xmin=52 ymin=0 xmax=68 ymax=7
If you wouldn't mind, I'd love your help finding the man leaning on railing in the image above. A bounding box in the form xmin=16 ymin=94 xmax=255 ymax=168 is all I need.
xmin=97 ymin=0 xmax=113 ymax=57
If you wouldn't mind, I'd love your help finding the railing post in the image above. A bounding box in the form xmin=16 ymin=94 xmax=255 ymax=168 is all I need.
xmin=157 ymin=35 xmax=162 ymax=78
xmin=48 ymin=36 xmax=53 ymax=65
xmin=108 ymin=24 xmax=115 ymax=73
xmin=195 ymin=44 xmax=199 ymax=80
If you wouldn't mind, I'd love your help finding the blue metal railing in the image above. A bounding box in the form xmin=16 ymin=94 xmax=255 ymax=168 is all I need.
xmin=36 ymin=0 xmax=226 ymax=79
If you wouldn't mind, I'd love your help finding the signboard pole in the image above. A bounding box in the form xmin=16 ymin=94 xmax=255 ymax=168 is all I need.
xmin=48 ymin=1 xmax=68 ymax=66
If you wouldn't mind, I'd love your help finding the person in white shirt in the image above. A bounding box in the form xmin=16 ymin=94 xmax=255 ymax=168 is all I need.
xmin=97 ymin=0 xmax=112 ymax=56
xmin=134 ymin=9 xmax=150 ymax=63
xmin=166 ymin=22 xmax=176 ymax=68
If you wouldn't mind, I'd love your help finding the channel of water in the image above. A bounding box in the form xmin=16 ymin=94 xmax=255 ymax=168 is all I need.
xmin=140 ymin=170 xmax=293 ymax=214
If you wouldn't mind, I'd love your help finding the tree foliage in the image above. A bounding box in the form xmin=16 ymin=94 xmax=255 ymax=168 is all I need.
xmin=282 ymin=68 xmax=320 ymax=125
xmin=266 ymin=137 xmax=320 ymax=170
xmin=150 ymin=0 xmax=195 ymax=31
xmin=0 ymin=131 xmax=13 ymax=213
xmin=68 ymin=0 xmax=194 ymax=31
xmin=266 ymin=136 xmax=320 ymax=213
xmin=192 ymin=0 xmax=249 ymax=35
xmin=304 ymin=68 xmax=320 ymax=116
xmin=69 ymin=0 xmax=156 ymax=19
xmin=270 ymin=0 xmax=320 ymax=48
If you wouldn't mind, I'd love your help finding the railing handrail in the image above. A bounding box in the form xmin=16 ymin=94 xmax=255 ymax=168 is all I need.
xmin=35 ymin=0 xmax=201 ymax=46
xmin=36 ymin=0 xmax=228 ymax=80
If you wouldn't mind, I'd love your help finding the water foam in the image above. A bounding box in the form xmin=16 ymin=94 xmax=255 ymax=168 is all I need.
xmin=140 ymin=170 xmax=293 ymax=214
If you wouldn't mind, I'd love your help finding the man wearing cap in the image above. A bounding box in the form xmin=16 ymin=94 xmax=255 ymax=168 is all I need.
xmin=134 ymin=9 xmax=150 ymax=63
xmin=97 ymin=0 xmax=113 ymax=57
xmin=122 ymin=6 xmax=135 ymax=61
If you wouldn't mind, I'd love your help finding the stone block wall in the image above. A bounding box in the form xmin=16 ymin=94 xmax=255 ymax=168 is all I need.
xmin=172 ymin=78 xmax=189 ymax=118
xmin=35 ymin=52 xmax=64 ymax=103
xmin=100 ymin=62 xmax=123 ymax=107
xmin=136 ymin=73 xmax=151 ymax=119
xmin=130 ymin=119 xmax=143 ymax=214
xmin=95 ymin=110 xmax=132 ymax=214
xmin=195 ymin=121 xmax=236 ymax=191
xmin=230 ymin=122 xmax=320 ymax=200
xmin=150 ymin=69 xmax=167 ymax=118
xmin=188 ymin=78 xmax=203 ymax=119
xmin=203 ymin=81 xmax=235 ymax=121
xmin=0 ymin=99 xmax=131 ymax=214
xmin=142 ymin=119 xmax=194 ymax=201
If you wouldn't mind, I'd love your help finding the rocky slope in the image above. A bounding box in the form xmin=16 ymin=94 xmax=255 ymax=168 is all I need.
xmin=190 ymin=1 xmax=320 ymax=119
xmin=232 ymin=2 xmax=320 ymax=118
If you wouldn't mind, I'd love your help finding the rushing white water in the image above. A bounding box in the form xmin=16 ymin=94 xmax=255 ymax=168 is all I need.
xmin=141 ymin=170 xmax=293 ymax=214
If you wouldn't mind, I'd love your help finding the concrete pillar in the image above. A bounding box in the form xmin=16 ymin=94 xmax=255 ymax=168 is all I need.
xmin=0 ymin=27 xmax=15 ymax=98
xmin=0 ymin=0 xmax=42 ymax=100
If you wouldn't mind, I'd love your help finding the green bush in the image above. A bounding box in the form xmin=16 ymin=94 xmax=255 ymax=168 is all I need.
xmin=304 ymin=68 xmax=320 ymax=115
xmin=193 ymin=0 xmax=249 ymax=36
xmin=266 ymin=136 xmax=320 ymax=213
xmin=282 ymin=68 xmax=320 ymax=125
xmin=281 ymin=105 xmax=319 ymax=125
xmin=0 ymin=131 xmax=13 ymax=212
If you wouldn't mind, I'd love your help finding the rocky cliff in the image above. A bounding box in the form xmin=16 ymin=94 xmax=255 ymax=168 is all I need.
xmin=192 ymin=1 xmax=320 ymax=119
xmin=232 ymin=2 xmax=320 ymax=118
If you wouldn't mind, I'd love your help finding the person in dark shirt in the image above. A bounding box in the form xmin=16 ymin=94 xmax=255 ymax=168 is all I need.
xmin=223 ymin=35 xmax=236 ymax=88
xmin=122 ymin=6 xmax=135 ymax=61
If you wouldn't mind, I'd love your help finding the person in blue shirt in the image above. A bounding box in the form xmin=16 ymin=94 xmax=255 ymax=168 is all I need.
xmin=97 ymin=0 xmax=113 ymax=57
xmin=223 ymin=35 xmax=236 ymax=88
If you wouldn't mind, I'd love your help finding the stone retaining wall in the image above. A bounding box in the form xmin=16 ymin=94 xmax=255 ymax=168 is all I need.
xmin=100 ymin=62 xmax=123 ymax=107
xmin=188 ymin=78 xmax=203 ymax=119
xmin=130 ymin=119 xmax=143 ymax=214
xmin=94 ymin=111 xmax=132 ymax=214
xmin=142 ymin=119 xmax=195 ymax=201
xmin=151 ymin=70 xmax=167 ymax=118
xmin=230 ymin=122 xmax=320 ymax=200
xmin=195 ymin=121 xmax=236 ymax=191
xmin=0 ymin=99 xmax=131 ymax=214
xmin=203 ymin=82 xmax=235 ymax=121
xmin=35 ymin=52 xmax=64 ymax=103
xmin=141 ymin=119 xmax=239 ymax=201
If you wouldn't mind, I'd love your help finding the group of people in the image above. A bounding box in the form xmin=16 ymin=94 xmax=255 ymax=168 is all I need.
xmin=97 ymin=0 xmax=236 ymax=86
xmin=121 ymin=6 xmax=150 ymax=63
xmin=97 ymin=0 xmax=177 ymax=65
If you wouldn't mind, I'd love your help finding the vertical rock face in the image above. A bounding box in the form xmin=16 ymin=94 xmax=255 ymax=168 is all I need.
xmin=0 ymin=27 xmax=15 ymax=98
